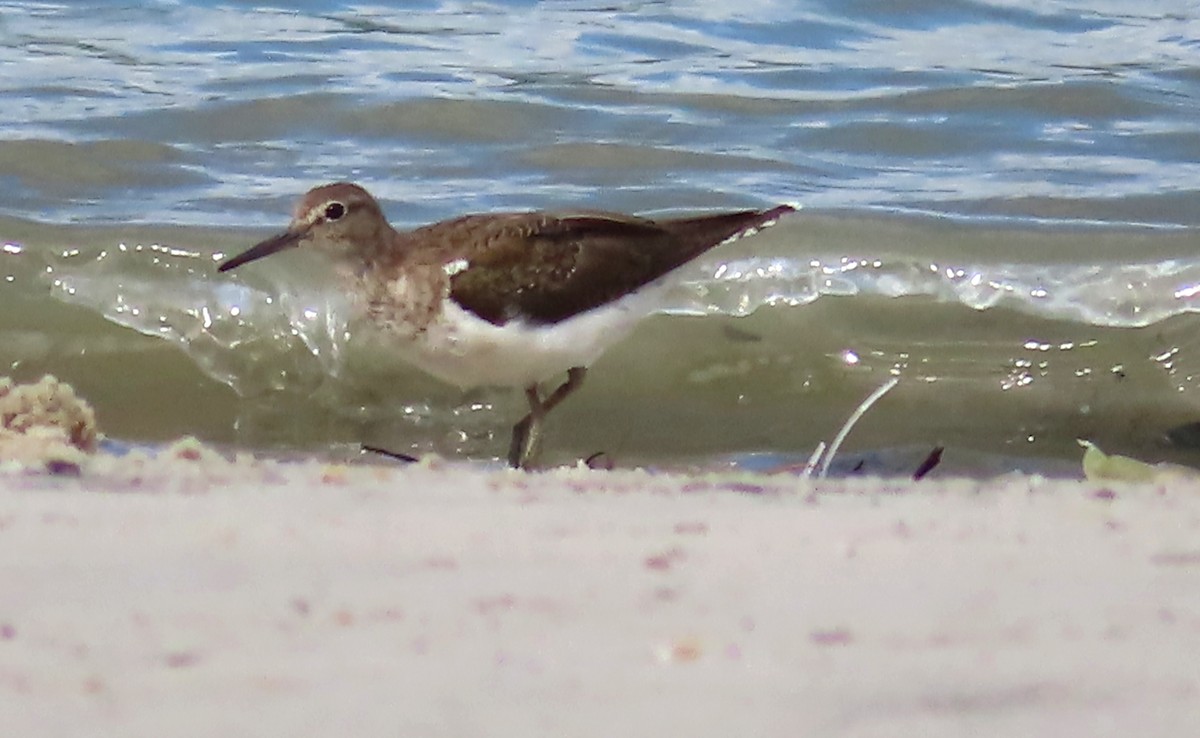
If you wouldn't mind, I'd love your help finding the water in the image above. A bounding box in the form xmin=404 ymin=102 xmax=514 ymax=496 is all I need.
xmin=1 ymin=1 xmax=1198 ymax=472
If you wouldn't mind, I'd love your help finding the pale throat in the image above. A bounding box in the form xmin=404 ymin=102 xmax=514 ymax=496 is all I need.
xmin=337 ymin=250 xmax=443 ymax=338
xmin=320 ymin=221 xmax=399 ymax=274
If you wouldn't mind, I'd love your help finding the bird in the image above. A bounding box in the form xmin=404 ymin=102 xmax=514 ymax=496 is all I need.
xmin=217 ymin=182 xmax=794 ymax=469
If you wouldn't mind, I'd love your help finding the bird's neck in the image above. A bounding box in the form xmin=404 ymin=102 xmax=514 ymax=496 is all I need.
xmin=340 ymin=223 xmax=409 ymax=275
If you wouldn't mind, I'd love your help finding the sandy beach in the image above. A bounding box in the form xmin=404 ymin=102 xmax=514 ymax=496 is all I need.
xmin=3 ymin=446 xmax=1198 ymax=736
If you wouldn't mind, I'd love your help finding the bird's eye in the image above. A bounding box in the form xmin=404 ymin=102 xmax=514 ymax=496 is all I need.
xmin=324 ymin=202 xmax=346 ymax=220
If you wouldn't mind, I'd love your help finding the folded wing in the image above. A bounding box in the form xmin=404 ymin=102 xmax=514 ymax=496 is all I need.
xmin=448 ymin=206 xmax=792 ymax=326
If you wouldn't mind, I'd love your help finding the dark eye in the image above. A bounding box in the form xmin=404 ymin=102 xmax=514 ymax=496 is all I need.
xmin=324 ymin=202 xmax=346 ymax=220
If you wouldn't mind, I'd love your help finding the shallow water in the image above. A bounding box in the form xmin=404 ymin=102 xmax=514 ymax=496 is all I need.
xmin=2 ymin=1 xmax=1199 ymax=472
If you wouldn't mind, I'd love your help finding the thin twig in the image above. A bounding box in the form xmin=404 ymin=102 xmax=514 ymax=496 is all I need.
xmin=361 ymin=444 xmax=418 ymax=464
xmin=912 ymin=446 xmax=944 ymax=480
xmin=801 ymin=442 xmax=827 ymax=477
xmin=817 ymin=376 xmax=900 ymax=479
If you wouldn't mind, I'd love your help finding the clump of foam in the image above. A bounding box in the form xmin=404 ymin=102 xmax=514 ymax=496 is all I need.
xmin=0 ymin=375 xmax=98 ymax=471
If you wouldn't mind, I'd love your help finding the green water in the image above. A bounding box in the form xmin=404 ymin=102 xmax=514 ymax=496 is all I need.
xmin=5 ymin=212 xmax=1199 ymax=475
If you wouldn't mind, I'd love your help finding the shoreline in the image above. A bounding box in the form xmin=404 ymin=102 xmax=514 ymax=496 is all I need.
xmin=3 ymin=449 xmax=1198 ymax=735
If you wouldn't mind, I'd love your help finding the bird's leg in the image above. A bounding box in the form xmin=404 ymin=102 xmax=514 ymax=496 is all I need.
xmin=508 ymin=385 xmax=542 ymax=469
xmin=541 ymin=367 xmax=588 ymax=415
xmin=507 ymin=367 xmax=588 ymax=470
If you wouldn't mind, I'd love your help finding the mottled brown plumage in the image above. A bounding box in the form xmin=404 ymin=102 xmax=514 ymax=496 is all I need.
xmin=218 ymin=182 xmax=794 ymax=468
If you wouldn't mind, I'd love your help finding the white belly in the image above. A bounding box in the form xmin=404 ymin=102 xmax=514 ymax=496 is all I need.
xmin=388 ymin=282 xmax=668 ymax=389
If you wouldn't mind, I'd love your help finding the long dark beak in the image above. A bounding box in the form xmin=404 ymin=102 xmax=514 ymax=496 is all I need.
xmin=217 ymin=228 xmax=306 ymax=273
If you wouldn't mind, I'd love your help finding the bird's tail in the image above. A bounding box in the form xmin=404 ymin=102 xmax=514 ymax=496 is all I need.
xmin=661 ymin=203 xmax=796 ymax=262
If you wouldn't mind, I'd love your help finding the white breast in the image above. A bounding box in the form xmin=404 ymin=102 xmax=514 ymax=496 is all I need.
xmin=388 ymin=281 xmax=670 ymax=390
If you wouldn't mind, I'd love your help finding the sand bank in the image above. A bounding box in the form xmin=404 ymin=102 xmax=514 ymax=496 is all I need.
xmin=2 ymin=447 xmax=1198 ymax=736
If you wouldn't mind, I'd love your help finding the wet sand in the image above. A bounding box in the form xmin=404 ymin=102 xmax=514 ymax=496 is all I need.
xmin=2 ymin=449 xmax=1198 ymax=736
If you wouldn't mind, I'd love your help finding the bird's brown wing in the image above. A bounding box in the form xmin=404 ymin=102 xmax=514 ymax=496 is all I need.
xmin=444 ymin=208 xmax=790 ymax=326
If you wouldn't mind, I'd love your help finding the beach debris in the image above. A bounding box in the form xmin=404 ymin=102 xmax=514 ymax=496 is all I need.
xmin=911 ymin=446 xmax=944 ymax=480
xmin=807 ymin=376 xmax=900 ymax=478
xmin=644 ymin=546 xmax=686 ymax=571
xmin=1078 ymin=439 xmax=1199 ymax=483
xmin=809 ymin=628 xmax=854 ymax=646
xmin=361 ymin=443 xmax=418 ymax=464
xmin=655 ymin=635 xmax=704 ymax=663
xmin=166 ymin=435 xmax=228 ymax=464
xmin=0 ymin=375 xmax=99 ymax=472
xmin=584 ymin=451 xmax=614 ymax=470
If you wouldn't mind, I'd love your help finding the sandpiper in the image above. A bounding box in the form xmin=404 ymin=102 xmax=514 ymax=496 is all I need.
xmin=218 ymin=183 xmax=794 ymax=469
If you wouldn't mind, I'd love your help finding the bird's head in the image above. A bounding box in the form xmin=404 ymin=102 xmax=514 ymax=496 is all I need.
xmin=218 ymin=182 xmax=389 ymax=273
